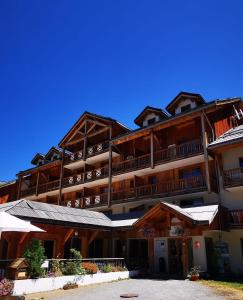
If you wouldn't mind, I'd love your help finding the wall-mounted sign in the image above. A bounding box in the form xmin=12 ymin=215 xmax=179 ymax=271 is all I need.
xmin=169 ymin=225 xmax=184 ymax=237
xmin=194 ymin=240 xmax=201 ymax=248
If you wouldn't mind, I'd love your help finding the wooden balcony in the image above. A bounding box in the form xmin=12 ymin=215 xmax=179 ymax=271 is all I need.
xmin=63 ymin=193 xmax=108 ymax=208
xmin=229 ymin=210 xmax=243 ymax=227
xmin=20 ymin=166 xmax=109 ymax=198
xmin=223 ymin=168 xmax=243 ymax=188
xmin=112 ymin=139 xmax=203 ymax=176
xmin=112 ymin=176 xmax=206 ymax=204
xmin=64 ymin=141 xmax=110 ymax=169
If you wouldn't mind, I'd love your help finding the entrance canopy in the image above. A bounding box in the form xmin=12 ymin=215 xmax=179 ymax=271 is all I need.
xmin=134 ymin=202 xmax=221 ymax=238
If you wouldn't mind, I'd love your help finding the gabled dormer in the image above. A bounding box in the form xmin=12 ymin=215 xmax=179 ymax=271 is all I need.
xmin=134 ymin=106 xmax=169 ymax=127
xmin=45 ymin=147 xmax=62 ymax=162
xmin=58 ymin=111 xmax=130 ymax=151
xmin=31 ymin=153 xmax=45 ymax=166
xmin=166 ymin=92 xmax=206 ymax=116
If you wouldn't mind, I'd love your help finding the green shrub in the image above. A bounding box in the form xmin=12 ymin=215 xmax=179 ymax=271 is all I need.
xmin=23 ymin=238 xmax=46 ymax=278
xmin=61 ymin=248 xmax=85 ymax=275
xmin=102 ymin=264 xmax=113 ymax=273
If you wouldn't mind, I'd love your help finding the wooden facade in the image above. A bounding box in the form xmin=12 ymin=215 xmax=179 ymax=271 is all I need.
xmin=1 ymin=92 xmax=243 ymax=275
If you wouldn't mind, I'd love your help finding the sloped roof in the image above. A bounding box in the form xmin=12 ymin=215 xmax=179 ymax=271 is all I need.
xmin=134 ymin=202 xmax=219 ymax=227
xmin=134 ymin=106 xmax=169 ymax=126
xmin=164 ymin=202 xmax=218 ymax=224
xmin=59 ymin=111 xmax=131 ymax=148
xmin=0 ymin=199 xmax=112 ymax=229
xmin=0 ymin=199 xmax=143 ymax=229
xmin=208 ymin=125 xmax=243 ymax=149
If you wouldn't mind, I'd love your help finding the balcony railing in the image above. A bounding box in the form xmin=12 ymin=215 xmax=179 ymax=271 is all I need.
xmin=229 ymin=210 xmax=243 ymax=227
xmin=112 ymin=139 xmax=203 ymax=175
xmin=63 ymin=193 xmax=108 ymax=208
xmin=65 ymin=141 xmax=110 ymax=165
xmin=82 ymin=193 xmax=108 ymax=207
xmin=223 ymin=168 xmax=243 ymax=188
xmin=112 ymin=176 xmax=206 ymax=203
xmin=20 ymin=166 xmax=109 ymax=198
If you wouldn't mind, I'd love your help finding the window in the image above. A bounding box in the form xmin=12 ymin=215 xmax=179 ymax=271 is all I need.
xmin=147 ymin=117 xmax=156 ymax=125
xmin=180 ymin=104 xmax=191 ymax=113
xmin=239 ymin=158 xmax=243 ymax=168
xmin=43 ymin=240 xmax=54 ymax=259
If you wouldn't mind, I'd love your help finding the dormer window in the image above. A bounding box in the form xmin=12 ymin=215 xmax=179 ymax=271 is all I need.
xmin=147 ymin=117 xmax=156 ymax=125
xmin=37 ymin=160 xmax=44 ymax=166
xmin=134 ymin=106 xmax=168 ymax=127
xmin=180 ymin=104 xmax=191 ymax=113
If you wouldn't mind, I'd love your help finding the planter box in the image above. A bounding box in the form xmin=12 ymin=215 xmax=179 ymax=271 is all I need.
xmin=13 ymin=271 xmax=138 ymax=295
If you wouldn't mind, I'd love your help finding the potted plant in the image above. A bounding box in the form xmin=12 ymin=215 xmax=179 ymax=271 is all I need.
xmin=63 ymin=281 xmax=78 ymax=290
xmin=188 ymin=266 xmax=200 ymax=281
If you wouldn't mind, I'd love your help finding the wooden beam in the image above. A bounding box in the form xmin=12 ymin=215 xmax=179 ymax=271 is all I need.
xmin=88 ymin=230 xmax=100 ymax=245
xmin=108 ymin=126 xmax=112 ymax=208
xmin=201 ymin=112 xmax=211 ymax=193
xmin=62 ymin=229 xmax=74 ymax=245
xmin=150 ymin=131 xmax=154 ymax=169
xmin=58 ymin=148 xmax=65 ymax=205
xmin=17 ymin=176 xmax=22 ymax=200
xmin=35 ymin=171 xmax=40 ymax=196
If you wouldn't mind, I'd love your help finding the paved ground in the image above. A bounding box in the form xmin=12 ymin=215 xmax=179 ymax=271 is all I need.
xmin=27 ymin=279 xmax=226 ymax=300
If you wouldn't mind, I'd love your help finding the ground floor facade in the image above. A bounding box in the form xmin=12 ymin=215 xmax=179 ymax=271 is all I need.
xmin=0 ymin=199 xmax=242 ymax=277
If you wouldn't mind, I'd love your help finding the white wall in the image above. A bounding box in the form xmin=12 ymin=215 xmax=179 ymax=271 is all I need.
xmin=222 ymin=147 xmax=243 ymax=170
xmin=13 ymin=271 xmax=138 ymax=295
xmin=192 ymin=236 xmax=207 ymax=271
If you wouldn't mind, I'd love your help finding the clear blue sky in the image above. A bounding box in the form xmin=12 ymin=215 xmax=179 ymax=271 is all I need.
xmin=1 ymin=0 xmax=243 ymax=181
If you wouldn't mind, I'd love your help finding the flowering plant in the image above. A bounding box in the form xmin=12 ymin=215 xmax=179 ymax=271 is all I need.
xmin=0 ymin=278 xmax=14 ymax=296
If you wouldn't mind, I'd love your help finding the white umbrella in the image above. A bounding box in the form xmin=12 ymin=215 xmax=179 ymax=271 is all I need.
xmin=0 ymin=211 xmax=45 ymax=238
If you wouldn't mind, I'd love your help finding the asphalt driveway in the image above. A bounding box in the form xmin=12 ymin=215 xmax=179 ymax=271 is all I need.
xmin=27 ymin=279 xmax=226 ymax=300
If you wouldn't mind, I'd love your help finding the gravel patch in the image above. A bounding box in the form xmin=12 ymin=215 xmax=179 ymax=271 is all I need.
xmin=27 ymin=279 xmax=226 ymax=300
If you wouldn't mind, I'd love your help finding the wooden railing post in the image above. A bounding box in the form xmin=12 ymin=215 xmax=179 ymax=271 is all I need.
xmin=150 ymin=131 xmax=154 ymax=169
xmin=58 ymin=148 xmax=65 ymax=205
xmin=201 ymin=112 xmax=211 ymax=193
xmin=35 ymin=170 xmax=40 ymax=196
xmin=17 ymin=175 xmax=22 ymax=199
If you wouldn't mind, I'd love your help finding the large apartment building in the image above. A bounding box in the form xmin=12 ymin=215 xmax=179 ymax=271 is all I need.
xmin=1 ymin=91 xmax=243 ymax=277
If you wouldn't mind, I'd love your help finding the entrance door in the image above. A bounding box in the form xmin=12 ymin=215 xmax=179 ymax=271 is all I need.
xmin=154 ymin=239 xmax=167 ymax=274
xmin=168 ymin=239 xmax=183 ymax=275
xmin=128 ymin=239 xmax=148 ymax=269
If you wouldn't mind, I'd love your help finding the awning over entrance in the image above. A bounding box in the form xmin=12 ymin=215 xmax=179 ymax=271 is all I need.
xmin=134 ymin=202 xmax=221 ymax=238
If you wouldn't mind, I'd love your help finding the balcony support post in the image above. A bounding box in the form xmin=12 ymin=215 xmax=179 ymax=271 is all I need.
xmin=17 ymin=175 xmax=22 ymax=200
xmin=150 ymin=131 xmax=154 ymax=169
xmin=83 ymin=119 xmax=88 ymax=161
xmin=108 ymin=126 xmax=112 ymax=208
xmin=58 ymin=148 xmax=65 ymax=205
xmin=35 ymin=171 xmax=40 ymax=196
xmin=201 ymin=112 xmax=211 ymax=193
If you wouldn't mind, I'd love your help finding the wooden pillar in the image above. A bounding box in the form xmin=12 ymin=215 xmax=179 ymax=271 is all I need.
xmin=201 ymin=113 xmax=211 ymax=193
xmin=81 ymin=236 xmax=89 ymax=258
xmin=35 ymin=171 xmax=40 ymax=196
xmin=108 ymin=126 xmax=112 ymax=208
xmin=150 ymin=131 xmax=154 ymax=169
xmin=83 ymin=119 xmax=88 ymax=161
xmin=182 ymin=238 xmax=189 ymax=278
xmin=58 ymin=148 xmax=65 ymax=205
xmin=17 ymin=175 xmax=22 ymax=199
